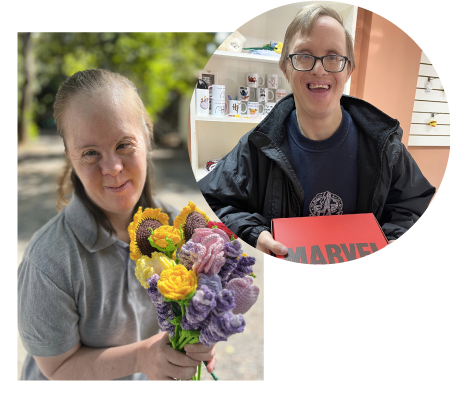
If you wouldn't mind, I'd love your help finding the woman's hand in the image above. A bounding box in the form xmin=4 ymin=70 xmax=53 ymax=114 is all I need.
xmin=138 ymin=332 xmax=203 ymax=380
xmin=256 ymin=230 xmax=288 ymax=256
xmin=184 ymin=342 xmax=216 ymax=373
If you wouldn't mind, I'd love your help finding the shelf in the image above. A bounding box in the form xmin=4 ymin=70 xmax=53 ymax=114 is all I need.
xmin=195 ymin=115 xmax=265 ymax=124
xmin=213 ymin=50 xmax=281 ymax=64
xmin=195 ymin=168 xmax=210 ymax=182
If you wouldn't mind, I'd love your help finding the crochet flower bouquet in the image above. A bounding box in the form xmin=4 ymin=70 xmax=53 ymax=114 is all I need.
xmin=128 ymin=202 xmax=260 ymax=380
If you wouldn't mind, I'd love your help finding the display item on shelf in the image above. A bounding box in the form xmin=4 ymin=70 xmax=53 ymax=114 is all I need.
xmin=266 ymin=74 xmax=284 ymax=89
xmin=243 ymin=41 xmax=283 ymax=54
xmin=195 ymin=79 xmax=210 ymax=116
xmin=245 ymin=72 xmax=265 ymax=88
xmin=205 ymin=159 xmax=222 ymax=173
xmin=217 ymin=30 xmax=246 ymax=53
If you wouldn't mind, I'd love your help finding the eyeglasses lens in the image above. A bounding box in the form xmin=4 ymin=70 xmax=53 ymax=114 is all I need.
xmin=293 ymin=55 xmax=345 ymax=72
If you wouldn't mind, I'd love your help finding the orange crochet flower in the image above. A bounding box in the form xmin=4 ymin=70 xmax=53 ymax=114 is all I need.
xmin=149 ymin=225 xmax=181 ymax=248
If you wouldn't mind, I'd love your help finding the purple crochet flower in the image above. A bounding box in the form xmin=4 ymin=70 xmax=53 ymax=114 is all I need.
xmin=199 ymin=311 xmax=246 ymax=346
xmin=147 ymin=274 xmax=176 ymax=337
xmin=219 ymin=257 xmax=238 ymax=287
xmin=229 ymin=256 xmax=255 ymax=280
xmin=158 ymin=311 xmax=175 ymax=338
xmin=147 ymin=274 xmax=165 ymax=306
xmin=227 ymin=277 xmax=260 ymax=315
xmin=223 ymin=240 xmax=243 ymax=258
xmin=197 ymin=273 xmax=222 ymax=293
xmin=212 ymin=289 xmax=235 ymax=316
xmin=178 ymin=241 xmax=204 ymax=270
xmin=182 ymin=285 xmax=217 ymax=330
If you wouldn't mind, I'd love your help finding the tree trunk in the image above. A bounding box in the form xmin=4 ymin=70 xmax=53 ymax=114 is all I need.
xmin=18 ymin=33 xmax=34 ymax=144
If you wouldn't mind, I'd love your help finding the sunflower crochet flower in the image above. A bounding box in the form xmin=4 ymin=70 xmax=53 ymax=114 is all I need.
xmin=174 ymin=202 xmax=210 ymax=245
xmin=128 ymin=207 xmax=169 ymax=260
xmin=135 ymin=252 xmax=175 ymax=289
xmin=158 ymin=264 xmax=197 ymax=300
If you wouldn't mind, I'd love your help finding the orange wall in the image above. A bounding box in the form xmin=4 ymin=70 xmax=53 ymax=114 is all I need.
xmin=351 ymin=8 xmax=449 ymax=191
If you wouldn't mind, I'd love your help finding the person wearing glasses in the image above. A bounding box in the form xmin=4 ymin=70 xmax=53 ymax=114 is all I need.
xmin=198 ymin=4 xmax=435 ymax=256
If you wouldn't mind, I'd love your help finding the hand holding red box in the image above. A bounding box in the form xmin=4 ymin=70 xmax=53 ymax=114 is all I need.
xmin=271 ymin=214 xmax=388 ymax=263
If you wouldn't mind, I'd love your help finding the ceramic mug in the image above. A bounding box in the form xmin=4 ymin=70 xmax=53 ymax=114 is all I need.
xmin=238 ymin=86 xmax=255 ymax=101
xmin=263 ymin=102 xmax=276 ymax=115
xmin=211 ymin=99 xmax=228 ymax=116
xmin=209 ymin=84 xmax=226 ymax=100
xmin=229 ymin=100 xmax=247 ymax=115
xmin=256 ymin=88 xmax=275 ymax=103
xmin=276 ymin=88 xmax=287 ymax=102
xmin=266 ymin=74 xmax=284 ymax=89
xmin=247 ymin=101 xmax=264 ymax=116
xmin=246 ymin=72 xmax=264 ymax=88
xmin=195 ymin=89 xmax=210 ymax=116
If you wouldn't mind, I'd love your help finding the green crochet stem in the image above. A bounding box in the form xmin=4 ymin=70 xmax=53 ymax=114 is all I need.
xmin=169 ymin=301 xmax=219 ymax=381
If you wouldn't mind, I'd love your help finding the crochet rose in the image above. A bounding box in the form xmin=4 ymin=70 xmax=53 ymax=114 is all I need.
xmin=158 ymin=264 xmax=197 ymax=300
xmin=207 ymin=221 xmax=238 ymax=240
xmin=190 ymin=228 xmax=230 ymax=275
xmin=227 ymin=277 xmax=260 ymax=315
xmin=135 ymin=252 xmax=175 ymax=289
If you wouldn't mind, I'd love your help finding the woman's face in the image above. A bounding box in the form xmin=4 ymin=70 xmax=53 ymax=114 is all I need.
xmin=64 ymin=92 xmax=148 ymax=222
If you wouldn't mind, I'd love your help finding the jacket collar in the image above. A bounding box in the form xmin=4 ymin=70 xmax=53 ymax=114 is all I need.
xmin=253 ymin=93 xmax=400 ymax=145
xmin=64 ymin=192 xmax=117 ymax=252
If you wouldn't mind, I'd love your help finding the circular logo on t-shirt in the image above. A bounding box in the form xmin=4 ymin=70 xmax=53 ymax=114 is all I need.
xmin=309 ymin=191 xmax=343 ymax=216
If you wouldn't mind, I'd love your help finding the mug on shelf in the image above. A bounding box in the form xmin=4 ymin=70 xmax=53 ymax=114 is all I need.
xmin=209 ymin=84 xmax=226 ymax=101
xmin=266 ymin=74 xmax=285 ymax=89
xmin=275 ymin=88 xmax=287 ymax=102
xmin=245 ymin=72 xmax=264 ymax=88
xmin=238 ymin=86 xmax=255 ymax=101
xmin=247 ymin=101 xmax=264 ymax=116
xmin=229 ymin=100 xmax=247 ymax=115
xmin=256 ymin=88 xmax=275 ymax=103
xmin=211 ymin=100 xmax=228 ymax=116
xmin=263 ymin=102 xmax=276 ymax=115
xmin=195 ymin=89 xmax=210 ymax=116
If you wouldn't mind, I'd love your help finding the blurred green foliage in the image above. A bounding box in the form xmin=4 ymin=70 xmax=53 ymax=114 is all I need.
xmin=18 ymin=32 xmax=217 ymax=139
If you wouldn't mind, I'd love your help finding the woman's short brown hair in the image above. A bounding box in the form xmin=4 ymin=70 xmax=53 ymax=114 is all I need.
xmin=54 ymin=69 xmax=156 ymax=236
xmin=279 ymin=3 xmax=356 ymax=73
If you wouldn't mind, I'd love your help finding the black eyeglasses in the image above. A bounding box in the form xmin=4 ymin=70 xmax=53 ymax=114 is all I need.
xmin=287 ymin=53 xmax=348 ymax=73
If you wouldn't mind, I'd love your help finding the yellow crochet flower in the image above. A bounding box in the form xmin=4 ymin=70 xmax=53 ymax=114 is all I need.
xmin=174 ymin=202 xmax=210 ymax=245
xmin=128 ymin=207 xmax=169 ymax=260
xmin=149 ymin=225 xmax=181 ymax=248
xmin=135 ymin=252 xmax=175 ymax=289
xmin=158 ymin=264 xmax=197 ymax=300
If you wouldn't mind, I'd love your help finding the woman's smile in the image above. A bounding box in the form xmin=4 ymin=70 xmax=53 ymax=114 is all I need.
xmin=104 ymin=179 xmax=131 ymax=193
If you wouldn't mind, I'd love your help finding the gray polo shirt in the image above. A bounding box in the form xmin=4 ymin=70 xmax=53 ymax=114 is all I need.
xmin=18 ymin=193 xmax=179 ymax=380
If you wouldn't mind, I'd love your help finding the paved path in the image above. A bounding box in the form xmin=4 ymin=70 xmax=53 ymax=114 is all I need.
xmin=17 ymin=136 xmax=264 ymax=380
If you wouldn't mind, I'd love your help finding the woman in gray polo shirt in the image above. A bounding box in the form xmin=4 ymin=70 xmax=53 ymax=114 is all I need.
xmin=18 ymin=69 xmax=216 ymax=380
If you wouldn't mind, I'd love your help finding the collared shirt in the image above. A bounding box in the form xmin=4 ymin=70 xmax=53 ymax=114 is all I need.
xmin=18 ymin=193 xmax=178 ymax=380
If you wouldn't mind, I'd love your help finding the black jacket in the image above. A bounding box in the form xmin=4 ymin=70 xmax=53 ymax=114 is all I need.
xmin=198 ymin=94 xmax=436 ymax=248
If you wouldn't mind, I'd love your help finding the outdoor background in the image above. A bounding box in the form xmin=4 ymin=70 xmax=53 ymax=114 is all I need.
xmin=17 ymin=32 xmax=264 ymax=380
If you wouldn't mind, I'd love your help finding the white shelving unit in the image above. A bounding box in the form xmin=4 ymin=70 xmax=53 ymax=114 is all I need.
xmin=190 ymin=1 xmax=358 ymax=181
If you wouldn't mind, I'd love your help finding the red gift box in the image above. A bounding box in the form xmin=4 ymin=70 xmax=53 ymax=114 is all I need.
xmin=271 ymin=214 xmax=388 ymax=263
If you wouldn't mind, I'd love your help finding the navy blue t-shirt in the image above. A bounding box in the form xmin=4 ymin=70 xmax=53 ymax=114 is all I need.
xmin=286 ymin=107 xmax=359 ymax=216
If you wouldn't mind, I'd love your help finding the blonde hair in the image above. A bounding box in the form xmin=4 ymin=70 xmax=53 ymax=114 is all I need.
xmin=54 ymin=69 xmax=156 ymax=235
xmin=279 ymin=3 xmax=356 ymax=73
